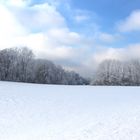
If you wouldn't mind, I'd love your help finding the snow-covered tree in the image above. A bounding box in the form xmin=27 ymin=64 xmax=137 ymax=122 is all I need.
xmin=0 ymin=48 xmax=18 ymax=81
xmin=0 ymin=47 xmax=88 ymax=85
xmin=92 ymin=59 xmax=140 ymax=86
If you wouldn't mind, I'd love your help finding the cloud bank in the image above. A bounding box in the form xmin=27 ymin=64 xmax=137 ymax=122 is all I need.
xmin=117 ymin=10 xmax=140 ymax=32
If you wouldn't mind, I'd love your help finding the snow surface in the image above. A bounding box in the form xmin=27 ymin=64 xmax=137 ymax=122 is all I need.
xmin=0 ymin=81 xmax=140 ymax=140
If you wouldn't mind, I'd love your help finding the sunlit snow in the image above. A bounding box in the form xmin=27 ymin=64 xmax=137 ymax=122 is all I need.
xmin=0 ymin=81 xmax=140 ymax=140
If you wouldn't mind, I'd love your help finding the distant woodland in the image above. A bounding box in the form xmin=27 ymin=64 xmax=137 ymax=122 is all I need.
xmin=0 ymin=47 xmax=140 ymax=86
xmin=0 ymin=47 xmax=88 ymax=85
xmin=93 ymin=59 xmax=140 ymax=86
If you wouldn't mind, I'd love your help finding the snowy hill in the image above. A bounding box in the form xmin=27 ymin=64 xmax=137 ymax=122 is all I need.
xmin=0 ymin=81 xmax=140 ymax=140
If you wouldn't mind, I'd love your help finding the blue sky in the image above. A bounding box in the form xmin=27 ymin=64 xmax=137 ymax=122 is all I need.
xmin=0 ymin=0 xmax=140 ymax=76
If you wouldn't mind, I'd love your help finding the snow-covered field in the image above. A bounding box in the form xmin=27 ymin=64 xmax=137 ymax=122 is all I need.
xmin=0 ymin=81 xmax=140 ymax=140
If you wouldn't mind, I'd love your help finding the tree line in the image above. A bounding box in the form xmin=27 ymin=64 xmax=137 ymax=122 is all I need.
xmin=92 ymin=59 xmax=140 ymax=86
xmin=0 ymin=47 xmax=89 ymax=85
xmin=1 ymin=47 xmax=140 ymax=86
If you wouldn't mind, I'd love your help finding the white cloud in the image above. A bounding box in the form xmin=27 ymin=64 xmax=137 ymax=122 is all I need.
xmin=0 ymin=4 xmax=27 ymax=49
xmin=0 ymin=0 xmax=30 ymax=7
xmin=12 ymin=3 xmax=66 ymax=32
xmin=11 ymin=26 xmax=92 ymax=63
xmin=123 ymin=43 xmax=140 ymax=60
xmin=74 ymin=10 xmax=90 ymax=23
xmin=98 ymin=32 xmax=117 ymax=43
xmin=19 ymin=33 xmax=77 ymax=60
xmin=75 ymin=15 xmax=89 ymax=23
xmin=93 ymin=48 xmax=122 ymax=63
xmin=118 ymin=10 xmax=140 ymax=32
xmin=90 ymin=43 xmax=140 ymax=65
xmin=0 ymin=1 xmax=93 ymax=68
xmin=8 ymin=0 xmax=28 ymax=7
xmin=47 ymin=28 xmax=85 ymax=46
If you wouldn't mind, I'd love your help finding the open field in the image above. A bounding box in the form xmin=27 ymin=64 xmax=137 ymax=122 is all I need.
xmin=0 ymin=81 xmax=140 ymax=140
